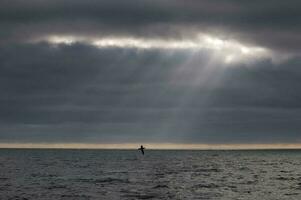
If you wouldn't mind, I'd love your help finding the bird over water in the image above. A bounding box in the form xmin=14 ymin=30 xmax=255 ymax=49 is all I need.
xmin=138 ymin=145 xmax=145 ymax=155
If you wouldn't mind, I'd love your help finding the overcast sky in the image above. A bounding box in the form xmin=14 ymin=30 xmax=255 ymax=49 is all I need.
xmin=1 ymin=0 xmax=301 ymax=144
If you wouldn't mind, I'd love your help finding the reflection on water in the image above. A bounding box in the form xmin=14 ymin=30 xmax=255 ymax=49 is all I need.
xmin=1 ymin=149 xmax=301 ymax=199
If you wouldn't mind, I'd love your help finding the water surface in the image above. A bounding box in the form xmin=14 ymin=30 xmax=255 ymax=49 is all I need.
xmin=1 ymin=149 xmax=301 ymax=199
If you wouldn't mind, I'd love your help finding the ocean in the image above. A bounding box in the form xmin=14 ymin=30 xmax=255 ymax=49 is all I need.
xmin=1 ymin=149 xmax=301 ymax=200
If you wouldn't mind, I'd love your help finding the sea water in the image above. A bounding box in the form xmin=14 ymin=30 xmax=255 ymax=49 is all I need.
xmin=1 ymin=149 xmax=301 ymax=199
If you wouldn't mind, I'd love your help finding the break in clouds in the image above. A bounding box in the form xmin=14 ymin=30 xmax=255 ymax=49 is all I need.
xmin=0 ymin=0 xmax=301 ymax=144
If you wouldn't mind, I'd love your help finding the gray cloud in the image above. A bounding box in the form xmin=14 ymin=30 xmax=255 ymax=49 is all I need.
xmin=1 ymin=42 xmax=301 ymax=143
xmin=0 ymin=0 xmax=301 ymax=53
xmin=1 ymin=1 xmax=301 ymax=144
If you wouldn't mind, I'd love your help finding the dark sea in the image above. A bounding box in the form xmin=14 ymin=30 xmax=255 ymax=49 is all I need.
xmin=1 ymin=149 xmax=301 ymax=200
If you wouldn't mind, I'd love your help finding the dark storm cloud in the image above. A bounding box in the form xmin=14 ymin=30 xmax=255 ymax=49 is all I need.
xmin=1 ymin=1 xmax=301 ymax=144
xmin=1 ymin=42 xmax=301 ymax=143
xmin=0 ymin=0 xmax=301 ymax=53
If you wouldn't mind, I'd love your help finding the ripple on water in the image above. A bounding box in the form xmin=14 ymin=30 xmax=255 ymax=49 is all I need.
xmin=153 ymin=184 xmax=169 ymax=189
xmin=2 ymin=150 xmax=301 ymax=199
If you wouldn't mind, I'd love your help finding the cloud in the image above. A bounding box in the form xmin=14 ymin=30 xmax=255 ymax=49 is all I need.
xmin=0 ymin=42 xmax=301 ymax=143
xmin=33 ymin=34 xmax=272 ymax=65
xmin=0 ymin=1 xmax=301 ymax=144
xmin=0 ymin=0 xmax=301 ymax=54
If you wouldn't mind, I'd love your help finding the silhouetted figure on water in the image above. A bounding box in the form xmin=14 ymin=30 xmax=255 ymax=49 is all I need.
xmin=138 ymin=145 xmax=145 ymax=155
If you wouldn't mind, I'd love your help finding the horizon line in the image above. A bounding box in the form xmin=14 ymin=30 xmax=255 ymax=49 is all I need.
xmin=1 ymin=143 xmax=301 ymax=150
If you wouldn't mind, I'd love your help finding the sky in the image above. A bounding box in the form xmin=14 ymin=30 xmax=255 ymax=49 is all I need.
xmin=0 ymin=0 xmax=301 ymax=147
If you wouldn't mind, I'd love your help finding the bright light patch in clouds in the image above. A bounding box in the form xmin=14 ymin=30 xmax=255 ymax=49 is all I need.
xmin=40 ymin=34 xmax=271 ymax=64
